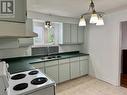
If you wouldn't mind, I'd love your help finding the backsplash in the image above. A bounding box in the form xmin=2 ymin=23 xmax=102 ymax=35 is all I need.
xmin=31 ymin=46 xmax=59 ymax=56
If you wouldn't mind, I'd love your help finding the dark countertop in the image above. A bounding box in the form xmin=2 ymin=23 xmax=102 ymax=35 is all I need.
xmin=2 ymin=51 xmax=89 ymax=74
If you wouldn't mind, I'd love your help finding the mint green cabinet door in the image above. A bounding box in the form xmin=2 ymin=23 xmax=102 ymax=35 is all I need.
xmin=39 ymin=68 xmax=45 ymax=73
xmin=78 ymin=27 xmax=84 ymax=43
xmin=70 ymin=61 xmax=80 ymax=79
xmin=80 ymin=60 xmax=88 ymax=76
xmin=45 ymin=65 xmax=59 ymax=83
xmin=63 ymin=23 xmax=71 ymax=44
xmin=59 ymin=63 xmax=70 ymax=83
xmin=71 ymin=24 xmax=78 ymax=43
xmin=31 ymin=62 xmax=45 ymax=73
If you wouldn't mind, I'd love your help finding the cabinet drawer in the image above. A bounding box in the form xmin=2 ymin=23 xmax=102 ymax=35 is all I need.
xmin=31 ymin=62 xmax=44 ymax=68
xmin=80 ymin=56 xmax=89 ymax=60
xmin=70 ymin=57 xmax=79 ymax=62
xmin=45 ymin=60 xmax=58 ymax=67
xmin=59 ymin=59 xmax=69 ymax=64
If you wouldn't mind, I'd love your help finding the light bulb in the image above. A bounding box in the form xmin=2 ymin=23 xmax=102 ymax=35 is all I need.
xmin=79 ymin=16 xmax=86 ymax=26
xmin=96 ymin=17 xmax=104 ymax=25
xmin=90 ymin=13 xmax=98 ymax=24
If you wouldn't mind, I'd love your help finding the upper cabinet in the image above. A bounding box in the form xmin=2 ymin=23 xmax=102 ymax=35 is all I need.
xmin=59 ymin=23 xmax=71 ymax=44
xmin=78 ymin=26 xmax=84 ymax=43
xmin=59 ymin=23 xmax=84 ymax=44
xmin=0 ymin=0 xmax=26 ymax=23
xmin=71 ymin=24 xmax=78 ymax=44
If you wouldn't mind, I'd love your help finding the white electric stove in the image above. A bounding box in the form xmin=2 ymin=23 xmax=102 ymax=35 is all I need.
xmin=0 ymin=61 xmax=56 ymax=95
xmin=8 ymin=69 xmax=56 ymax=95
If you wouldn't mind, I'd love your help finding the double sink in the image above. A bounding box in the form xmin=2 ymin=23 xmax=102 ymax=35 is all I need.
xmin=41 ymin=55 xmax=62 ymax=61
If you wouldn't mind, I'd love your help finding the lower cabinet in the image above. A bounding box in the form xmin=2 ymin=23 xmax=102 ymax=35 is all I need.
xmin=45 ymin=61 xmax=59 ymax=83
xmin=31 ymin=62 xmax=45 ymax=73
xmin=70 ymin=57 xmax=80 ymax=79
xmin=27 ymin=86 xmax=55 ymax=95
xmin=80 ymin=60 xmax=88 ymax=76
xmin=31 ymin=56 xmax=89 ymax=84
xmin=59 ymin=59 xmax=70 ymax=83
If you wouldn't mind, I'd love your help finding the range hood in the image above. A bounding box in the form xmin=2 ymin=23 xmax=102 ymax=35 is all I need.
xmin=0 ymin=21 xmax=38 ymax=38
xmin=0 ymin=32 xmax=38 ymax=38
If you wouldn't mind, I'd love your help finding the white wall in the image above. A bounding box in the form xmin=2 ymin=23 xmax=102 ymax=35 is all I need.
xmin=84 ymin=9 xmax=127 ymax=86
xmin=28 ymin=11 xmax=79 ymax=24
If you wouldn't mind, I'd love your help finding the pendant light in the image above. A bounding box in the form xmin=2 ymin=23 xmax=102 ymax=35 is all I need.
xmin=79 ymin=15 xmax=86 ymax=26
xmin=79 ymin=0 xmax=104 ymax=26
xmin=96 ymin=15 xmax=104 ymax=25
xmin=90 ymin=10 xmax=98 ymax=24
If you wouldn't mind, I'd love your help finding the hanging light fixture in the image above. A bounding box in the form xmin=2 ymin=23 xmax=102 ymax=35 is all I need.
xmin=79 ymin=0 xmax=104 ymax=26
xmin=96 ymin=14 xmax=104 ymax=25
xmin=45 ymin=21 xmax=53 ymax=29
xmin=79 ymin=15 xmax=86 ymax=26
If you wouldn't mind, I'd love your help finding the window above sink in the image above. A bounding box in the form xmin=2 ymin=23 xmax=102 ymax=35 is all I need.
xmin=33 ymin=19 xmax=61 ymax=46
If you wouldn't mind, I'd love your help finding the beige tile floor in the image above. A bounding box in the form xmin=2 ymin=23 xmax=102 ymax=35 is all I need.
xmin=56 ymin=76 xmax=127 ymax=95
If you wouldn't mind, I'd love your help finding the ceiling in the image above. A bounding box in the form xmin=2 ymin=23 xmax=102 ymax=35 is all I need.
xmin=27 ymin=0 xmax=127 ymax=18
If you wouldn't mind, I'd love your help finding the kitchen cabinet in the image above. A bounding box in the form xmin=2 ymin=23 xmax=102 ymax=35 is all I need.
xmin=31 ymin=62 xmax=45 ymax=73
xmin=71 ymin=24 xmax=78 ymax=43
xmin=70 ymin=57 xmax=80 ymax=79
xmin=59 ymin=23 xmax=71 ymax=44
xmin=0 ymin=0 xmax=26 ymax=23
xmin=78 ymin=27 xmax=84 ymax=43
xmin=45 ymin=61 xmax=59 ymax=83
xmin=59 ymin=23 xmax=84 ymax=44
xmin=80 ymin=60 xmax=88 ymax=76
xmin=30 ymin=55 xmax=89 ymax=84
xmin=28 ymin=86 xmax=55 ymax=95
xmin=59 ymin=59 xmax=70 ymax=83
xmin=79 ymin=56 xmax=89 ymax=76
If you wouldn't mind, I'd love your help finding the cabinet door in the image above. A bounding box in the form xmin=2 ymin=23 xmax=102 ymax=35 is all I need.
xmin=45 ymin=65 xmax=59 ymax=83
xmin=28 ymin=86 xmax=55 ymax=95
xmin=71 ymin=24 xmax=78 ymax=43
xmin=31 ymin=62 xmax=45 ymax=73
xmin=80 ymin=60 xmax=88 ymax=76
xmin=70 ymin=61 xmax=80 ymax=79
xmin=0 ymin=0 xmax=26 ymax=22
xmin=59 ymin=63 xmax=70 ymax=83
xmin=63 ymin=23 xmax=71 ymax=44
xmin=78 ymin=27 xmax=84 ymax=43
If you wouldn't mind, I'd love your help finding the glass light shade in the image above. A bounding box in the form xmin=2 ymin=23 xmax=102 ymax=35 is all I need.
xmin=96 ymin=17 xmax=104 ymax=25
xmin=90 ymin=13 xmax=98 ymax=24
xmin=79 ymin=16 xmax=86 ymax=26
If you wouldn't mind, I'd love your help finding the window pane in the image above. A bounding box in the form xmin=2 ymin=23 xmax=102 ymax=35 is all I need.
xmin=33 ymin=26 xmax=44 ymax=45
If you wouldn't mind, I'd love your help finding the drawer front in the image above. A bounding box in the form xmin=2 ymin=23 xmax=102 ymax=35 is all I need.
xmin=70 ymin=57 xmax=79 ymax=62
xmin=80 ymin=56 xmax=89 ymax=60
xmin=45 ymin=60 xmax=58 ymax=67
xmin=31 ymin=62 xmax=44 ymax=68
xmin=59 ymin=59 xmax=69 ymax=64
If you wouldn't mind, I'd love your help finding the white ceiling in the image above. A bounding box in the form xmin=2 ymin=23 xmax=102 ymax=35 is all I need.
xmin=27 ymin=0 xmax=127 ymax=18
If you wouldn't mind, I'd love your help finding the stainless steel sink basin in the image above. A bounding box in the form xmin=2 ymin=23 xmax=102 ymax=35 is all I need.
xmin=41 ymin=55 xmax=62 ymax=60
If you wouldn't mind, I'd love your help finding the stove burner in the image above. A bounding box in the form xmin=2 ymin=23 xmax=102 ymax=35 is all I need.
xmin=31 ymin=77 xmax=48 ymax=85
xmin=28 ymin=70 xmax=39 ymax=75
xmin=11 ymin=74 xmax=26 ymax=80
xmin=13 ymin=83 xmax=28 ymax=91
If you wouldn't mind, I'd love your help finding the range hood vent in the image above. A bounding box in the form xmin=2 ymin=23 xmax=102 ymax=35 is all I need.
xmin=0 ymin=21 xmax=38 ymax=38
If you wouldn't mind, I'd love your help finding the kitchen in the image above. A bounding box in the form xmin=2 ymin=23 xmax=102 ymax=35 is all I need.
xmin=0 ymin=0 xmax=127 ymax=95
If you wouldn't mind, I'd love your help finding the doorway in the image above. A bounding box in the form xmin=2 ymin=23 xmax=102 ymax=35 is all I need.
xmin=120 ymin=21 xmax=127 ymax=88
